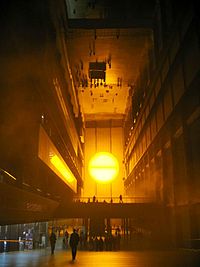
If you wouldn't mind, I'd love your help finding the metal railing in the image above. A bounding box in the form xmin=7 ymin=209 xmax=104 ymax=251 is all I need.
xmin=73 ymin=196 xmax=155 ymax=204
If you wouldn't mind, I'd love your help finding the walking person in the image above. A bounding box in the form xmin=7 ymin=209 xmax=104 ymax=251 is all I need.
xmin=119 ymin=194 xmax=123 ymax=203
xmin=63 ymin=230 xmax=69 ymax=249
xmin=69 ymin=229 xmax=80 ymax=261
xmin=49 ymin=231 xmax=57 ymax=254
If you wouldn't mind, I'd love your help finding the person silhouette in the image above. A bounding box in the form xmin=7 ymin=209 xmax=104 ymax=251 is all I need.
xmin=63 ymin=230 xmax=69 ymax=249
xmin=69 ymin=229 xmax=80 ymax=261
xmin=49 ymin=231 xmax=57 ymax=254
xmin=119 ymin=194 xmax=123 ymax=203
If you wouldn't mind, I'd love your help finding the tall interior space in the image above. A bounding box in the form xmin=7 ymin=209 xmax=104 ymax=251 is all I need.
xmin=0 ymin=0 xmax=200 ymax=253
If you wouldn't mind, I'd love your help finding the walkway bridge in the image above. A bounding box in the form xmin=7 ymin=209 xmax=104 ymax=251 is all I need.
xmin=55 ymin=197 xmax=165 ymax=225
xmin=0 ymin=169 xmax=164 ymax=226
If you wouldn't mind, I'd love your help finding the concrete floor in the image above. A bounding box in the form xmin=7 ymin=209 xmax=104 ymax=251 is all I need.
xmin=0 ymin=248 xmax=200 ymax=267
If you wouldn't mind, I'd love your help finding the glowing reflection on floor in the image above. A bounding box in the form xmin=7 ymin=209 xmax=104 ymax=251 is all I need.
xmin=0 ymin=249 xmax=199 ymax=267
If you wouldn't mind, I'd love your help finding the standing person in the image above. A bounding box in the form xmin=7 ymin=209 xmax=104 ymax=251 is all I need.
xmin=65 ymin=230 xmax=69 ymax=248
xmin=69 ymin=229 xmax=80 ymax=261
xmin=49 ymin=231 xmax=57 ymax=254
xmin=63 ymin=230 xmax=69 ymax=249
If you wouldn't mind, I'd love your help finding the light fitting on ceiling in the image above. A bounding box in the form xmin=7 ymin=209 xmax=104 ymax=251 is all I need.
xmin=87 ymin=54 xmax=113 ymax=87
xmin=89 ymin=61 xmax=106 ymax=87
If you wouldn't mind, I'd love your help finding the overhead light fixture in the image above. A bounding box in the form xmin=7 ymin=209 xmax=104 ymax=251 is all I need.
xmin=50 ymin=155 xmax=75 ymax=183
xmin=89 ymin=61 xmax=106 ymax=81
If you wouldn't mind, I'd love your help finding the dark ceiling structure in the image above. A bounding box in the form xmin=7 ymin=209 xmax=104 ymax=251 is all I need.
xmin=65 ymin=0 xmax=156 ymax=122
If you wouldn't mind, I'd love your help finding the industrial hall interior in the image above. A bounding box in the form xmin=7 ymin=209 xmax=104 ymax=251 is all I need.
xmin=0 ymin=0 xmax=200 ymax=266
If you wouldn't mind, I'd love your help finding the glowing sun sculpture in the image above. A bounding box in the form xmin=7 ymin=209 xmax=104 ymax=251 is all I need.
xmin=89 ymin=152 xmax=119 ymax=183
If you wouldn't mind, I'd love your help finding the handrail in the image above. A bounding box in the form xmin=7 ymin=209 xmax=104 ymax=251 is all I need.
xmin=73 ymin=196 xmax=155 ymax=204
xmin=0 ymin=168 xmax=17 ymax=181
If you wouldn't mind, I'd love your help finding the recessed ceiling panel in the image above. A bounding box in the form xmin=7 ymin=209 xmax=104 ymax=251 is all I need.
xmin=66 ymin=27 xmax=153 ymax=121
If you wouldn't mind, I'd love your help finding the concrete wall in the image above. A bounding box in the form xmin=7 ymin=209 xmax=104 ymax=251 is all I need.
xmin=83 ymin=126 xmax=124 ymax=199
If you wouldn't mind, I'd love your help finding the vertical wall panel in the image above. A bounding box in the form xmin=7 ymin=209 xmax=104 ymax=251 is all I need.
xmin=83 ymin=128 xmax=97 ymax=197
xmin=111 ymin=127 xmax=124 ymax=198
xmin=83 ymin=127 xmax=124 ymax=199
xmin=96 ymin=128 xmax=110 ymax=152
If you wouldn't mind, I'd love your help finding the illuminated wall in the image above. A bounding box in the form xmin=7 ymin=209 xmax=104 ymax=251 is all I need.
xmin=83 ymin=126 xmax=124 ymax=198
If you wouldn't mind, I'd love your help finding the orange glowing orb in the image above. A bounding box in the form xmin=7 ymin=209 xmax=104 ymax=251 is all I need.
xmin=89 ymin=152 xmax=119 ymax=183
